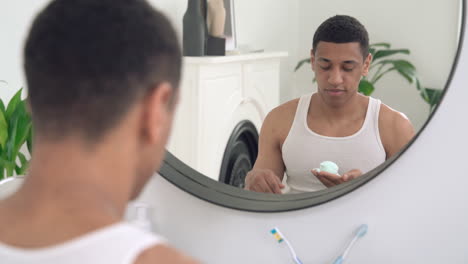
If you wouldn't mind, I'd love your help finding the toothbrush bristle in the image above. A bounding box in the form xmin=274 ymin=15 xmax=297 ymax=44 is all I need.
xmin=270 ymin=229 xmax=284 ymax=243
xmin=356 ymin=224 xmax=368 ymax=237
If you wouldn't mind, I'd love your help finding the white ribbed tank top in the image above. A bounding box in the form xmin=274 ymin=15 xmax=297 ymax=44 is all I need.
xmin=282 ymin=93 xmax=386 ymax=193
xmin=0 ymin=223 xmax=166 ymax=264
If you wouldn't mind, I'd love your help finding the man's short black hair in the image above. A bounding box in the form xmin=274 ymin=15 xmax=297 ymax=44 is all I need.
xmin=312 ymin=15 xmax=369 ymax=58
xmin=25 ymin=0 xmax=181 ymax=141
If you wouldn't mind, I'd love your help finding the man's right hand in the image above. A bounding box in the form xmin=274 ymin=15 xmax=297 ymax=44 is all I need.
xmin=244 ymin=169 xmax=285 ymax=194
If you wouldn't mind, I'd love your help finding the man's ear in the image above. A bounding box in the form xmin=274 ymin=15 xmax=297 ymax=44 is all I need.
xmin=310 ymin=49 xmax=316 ymax=72
xmin=362 ymin=53 xmax=372 ymax=76
xmin=142 ymin=82 xmax=174 ymax=144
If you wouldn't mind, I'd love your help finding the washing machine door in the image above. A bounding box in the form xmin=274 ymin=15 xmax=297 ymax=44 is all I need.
xmin=219 ymin=120 xmax=259 ymax=188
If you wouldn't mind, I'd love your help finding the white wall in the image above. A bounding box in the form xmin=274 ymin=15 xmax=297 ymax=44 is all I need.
xmin=294 ymin=0 xmax=461 ymax=131
xmin=233 ymin=0 xmax=300 ymax=103
xmin=0 ymin=1 xmax=49 ymax=102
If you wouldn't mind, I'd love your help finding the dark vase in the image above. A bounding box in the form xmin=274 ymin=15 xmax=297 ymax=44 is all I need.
xmin=183 ymin=0 xmax=206 ymax=56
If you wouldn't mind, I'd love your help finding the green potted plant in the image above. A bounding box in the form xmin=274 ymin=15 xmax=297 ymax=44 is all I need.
xmin=295 ymin=42 xmax=443 ymax=111
xmin=0 ymin=87 xmax=33 ymax=180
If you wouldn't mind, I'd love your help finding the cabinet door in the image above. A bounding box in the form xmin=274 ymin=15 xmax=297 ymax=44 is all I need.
xmin=243 ymin=60 xmax=281 ymax=121
xmin=197 ymin=64 xmax=243 ymax=179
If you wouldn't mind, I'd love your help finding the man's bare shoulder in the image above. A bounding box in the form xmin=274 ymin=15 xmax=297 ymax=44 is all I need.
xmin=265 ymin=98 xmax=300 ymax=124
xmin=262 ymin=98 xmax=300 ymax=139
xmin=378 ymin=103 xmax=415 ymax=158
xmin=379 ymin=103 xmax=414 ymax=131
xmin=134 ymin=244 xmax=200 ymax=264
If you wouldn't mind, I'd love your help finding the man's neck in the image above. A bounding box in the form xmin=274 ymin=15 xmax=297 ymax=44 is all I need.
xmin=312 ymin=92 xmax=368 ymax=122
xmin=11 ymin=138 xmax=137 ymax=222
xmin=0 ymin=138 xmax=138 ymax=247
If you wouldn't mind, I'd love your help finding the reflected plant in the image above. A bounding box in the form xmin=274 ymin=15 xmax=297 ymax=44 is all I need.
xmin=0 ymin=87 xmax=33 ymax=180
xmin=294 ymin=42 xmax=442 ymax=111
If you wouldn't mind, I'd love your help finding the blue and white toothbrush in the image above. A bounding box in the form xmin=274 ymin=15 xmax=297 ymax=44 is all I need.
xmin=271 ymin=227 xmax=303 ymax=264
xmin=333 ymin=224 xmax=368 ymax=264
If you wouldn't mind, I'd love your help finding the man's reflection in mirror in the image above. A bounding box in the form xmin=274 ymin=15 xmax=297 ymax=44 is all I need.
xmin=245 ymin=15 xmax=415 ymax=194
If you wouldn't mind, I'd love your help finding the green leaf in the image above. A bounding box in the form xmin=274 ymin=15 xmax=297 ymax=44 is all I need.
xmin=419 ymin=87 xmax=429 ymax=102
xmin=0 ymin=156 xmax=15 ymax=177
xmin=294 ymin=58 xmax=311 ymax=72
xmin=0 ymin=111 xmax=7 ymax=149
xmin=27 ymin=127 xmax=33 ymax=155
xmin=373 ymin=49 xmax=410 ymax=61
xmin=368 ymin=43 xmax=391 ymax=57
xmin=17 ymin=152 xmax=28 ymax=167
xmin=421 ymin=88 xmax=443 ymax=108
xmin=16 ymin=152 xmax=29 ymax=175
xmin=6 ymin=166 xmax=14 ymax=177
xmin=5 ymin=88 xmax=23 ymax=120
xmin=394 ymin=60 xmax=417 ymax=83
xmin=13 ymin=101 xmax=31 ymax=149
xmin=359 ymin=79 xmax=375 ymax=96
xmin=374 ymin=59 xmax=416 ymax=83
xmin=0 ymin=156 xmax=8 ymax=167
xmin=415 ymin=79 xmax=422 ymax=91
xmin=6 ymin=111 xmax=19 ymax=160
xmin=0 ymin=99 xmax=5 ymax=115
xmin=370 ymin=42 xmax=391 ymax=49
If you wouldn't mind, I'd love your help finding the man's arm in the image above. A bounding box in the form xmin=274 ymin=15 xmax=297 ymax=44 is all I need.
xmin=379 ymin=104 xmax=415 ymax=159
xmin=251 ymin=108 xmax=286 ymax=178
xmin=244 ymin=102 xmax=296 ymax=194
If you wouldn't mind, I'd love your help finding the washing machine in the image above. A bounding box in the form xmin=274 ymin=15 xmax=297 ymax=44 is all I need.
xmin=167 ymin=52 xmax=287 ymax=187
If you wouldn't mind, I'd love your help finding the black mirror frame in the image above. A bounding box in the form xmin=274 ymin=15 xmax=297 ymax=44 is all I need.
xmin=158 ymin=1 xmax=466 ymax=212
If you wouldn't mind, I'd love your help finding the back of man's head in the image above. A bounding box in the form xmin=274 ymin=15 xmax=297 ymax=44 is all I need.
xmin=313 ymin=15 xmax=369 ymax=58
xmin=25 ymin=0 xmax=181 ymax=142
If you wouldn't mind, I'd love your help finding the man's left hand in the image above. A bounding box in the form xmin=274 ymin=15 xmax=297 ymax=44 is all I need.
xmin=311 ymin=169 xmax=362 ymax=187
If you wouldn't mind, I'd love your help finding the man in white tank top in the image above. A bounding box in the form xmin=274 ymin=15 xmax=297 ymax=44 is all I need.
xmin=245 ymin=15 xmax=415 ymax=194
xmin=0 ymin=1 xmax=198 ymax=263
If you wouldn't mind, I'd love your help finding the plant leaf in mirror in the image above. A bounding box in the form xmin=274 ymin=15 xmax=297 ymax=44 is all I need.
xmin=370 ymin=42 xmax=391 ymax=49
xmin=294 ymin=58 xmax=311 ymax=72
xmin=372 ymin=49 xmax=410 ymax=61
xmin=373 ymin=59 xmax=417 ymax=83
xmin=420 ymin=87 xmax=443 ymax=110
xmin=359 ymin=79 xmax=375 ymax=96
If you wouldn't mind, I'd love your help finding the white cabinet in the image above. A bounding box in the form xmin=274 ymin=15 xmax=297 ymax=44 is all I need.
xmin=167 ymin=52 xmax=288 ymax=181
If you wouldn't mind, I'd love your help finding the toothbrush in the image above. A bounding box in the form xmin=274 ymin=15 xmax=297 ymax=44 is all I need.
xmin=333 ymin=224 xmax=368 ymax=264
xmin=270 ymin=227 xmax=303 ymax=264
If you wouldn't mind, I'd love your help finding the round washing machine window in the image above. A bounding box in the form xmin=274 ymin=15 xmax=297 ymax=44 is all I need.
xmin=218 ymin=120 xmax=259 ymax=188
xmin=159 ymin=0 xmax=466 ymax=212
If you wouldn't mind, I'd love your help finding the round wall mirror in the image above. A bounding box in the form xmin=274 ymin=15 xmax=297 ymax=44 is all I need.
xmin=158 ymin=0 xmax=465 ymax=211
